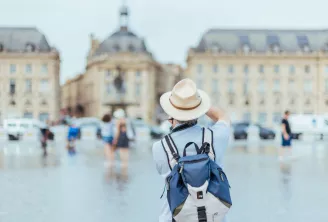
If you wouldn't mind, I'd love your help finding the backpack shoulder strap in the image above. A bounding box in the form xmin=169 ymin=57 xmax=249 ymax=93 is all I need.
xmin=161 ymin=135 xmax=180 ymax=170
xmin=202 ymin=127 xmax=216 ymax=161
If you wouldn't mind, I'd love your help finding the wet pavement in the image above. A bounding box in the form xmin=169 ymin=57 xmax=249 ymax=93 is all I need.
xmin=0 ymin=139 xmax=328 ymax=222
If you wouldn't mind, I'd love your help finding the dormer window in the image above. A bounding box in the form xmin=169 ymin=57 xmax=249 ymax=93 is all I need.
xmin=211 ymin=43 xmax=220 ymax=53
xmin=239 ymin=35 xmax=251 ymax=54
xmin=272 ymin=44 xmax=280 ymax=53
xmin=303 ymin=44 xmax=310 ymax=53
xmin=267 ymin=35 xmax=280 ymax=53
xmin=25 ymin=43 xmax=36 ymax=52
xmin=242 ymin=44 xmax=251 ymax=54
xmin=323 ymin=43 xmax=328 ymax=52
xmin=297 ymin=35 xmax=311 ymax=53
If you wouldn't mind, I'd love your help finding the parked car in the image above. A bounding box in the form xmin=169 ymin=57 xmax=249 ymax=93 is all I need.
xmin=232 ymin=122 xmax=275 ymax=140
xmin=3 ymin=118 xmax=44 ymax=140
xmin=150 ymin=125 xmax=164 ymax=139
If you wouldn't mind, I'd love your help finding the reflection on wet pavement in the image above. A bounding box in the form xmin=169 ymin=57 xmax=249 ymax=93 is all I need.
xmin=0 ymin=140 xmax=327 ymax=222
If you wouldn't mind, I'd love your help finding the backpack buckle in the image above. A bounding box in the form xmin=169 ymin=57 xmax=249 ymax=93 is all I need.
xmin=172 ymin=153 xmax=179 ymax=161
xmin=204 ymin=143 xmax=210 ymax=154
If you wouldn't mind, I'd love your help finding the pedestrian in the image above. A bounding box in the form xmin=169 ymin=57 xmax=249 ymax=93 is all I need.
xmin=40 ymin=123 xmax=50 ymax=157
xmin=152 ymin=78 xmax=232 ymax=222
xmin=113 ymin=109 xmax=130 ymax=174
xmin=280 ymin=110 xmax=292 ymax=160
xmin=101 ymin=114 xmax=115 ymax=165
xmin=66 ymin=120 xmax=79 ymax=155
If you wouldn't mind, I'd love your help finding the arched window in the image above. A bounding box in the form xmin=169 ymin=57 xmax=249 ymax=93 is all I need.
xmin=113 ymin=44 xmax=120 ymax=52
xmin=128 ymin=44 xmax=135 ymax=52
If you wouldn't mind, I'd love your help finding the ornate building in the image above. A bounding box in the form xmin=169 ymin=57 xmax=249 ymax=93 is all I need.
xmin=0 ymin=27 xmax=60 ymax=122
xmin=62 ymin=5 xmax=182 ymax=123
xmin=185 ymin=29 xmax=328 ymax=126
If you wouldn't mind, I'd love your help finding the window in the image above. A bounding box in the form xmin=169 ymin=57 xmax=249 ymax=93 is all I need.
xmin=24 ymin=112 xmax=33 ymax=119
xmin=228 ymin=80 xmax=234 ymax=93
xmin=244 ymin=65 xmax=249 ymax=74
xmin=273 ymin=79 xmax=280 ymax=92
xmin=258 ymin=79 xmax=265 ymax=93
xmin=105 ymin=70 xmax=111 ymax=78
xmin=304 ymin=80 xmax=313 ymax=92
xmin=325 ymin=79 xmax=328 ymax=93
xmin=41 ymin=64 xmax=48 ymax=74
xmin=135 ymin=83 xmax=141 ymax=96
xmin=305 ymin=99 xmax=311 ymax=105
xmin=274 ymin=65 xmax=279 ymax=74
xmin=273 ymin=113 xmax=281 ymax=123
xmin=212 ymin=64 xmax=218 ymax=73
xmin=229 ymin=98 xmax=234 ymax=105
xmin=9 ymin=79 xmax=15 ymax=94
xmin=289 ymin=65 xmax=295 ymax=74
xmin=289 ymin=79 xmax=296 ymax=91
xmin=212 ymin=79 xmax=219 ymax=93
xmin=305 ymin=65 xmax=310 ymax=74
xmin=40 ymin=79 xmax=49 ymax=92
xmin=136 ymin=71 xmax=141 ymax=79
xmin=106 ymin=83 xmax=111 ymax=94
xmin=197 ymin=79 xmax=203 ymax=89
xmin=259 ymin=65 xmax=264 ymax=73
xmin=243 ymin=112 xmax=251 ymax=122
xmin=290 ymin=98 xmax=295 ymax=105
xmin=25 ymin=64 xmax=32 ymax=74
xmin=10 ymin=64 xmax=16 ymax=74
xmin=25 ymin=100 xmax=31 ymax=106
xmin=228 ymin=65 xmax=234 ymax=74
xmin=258 ymin=113 xmax=267 ymax=125
xmin=243 ymin=80 xmax=248 ymax=95
xmin=39 ymin=113 xmax=49 ymax=122
xmin=197 ymin=64 xmax=203 ymax=74
xmin=259 ymin=99 xmax=265 ymax=105
xmin=25 ymin=79 xmax=32 ymax=92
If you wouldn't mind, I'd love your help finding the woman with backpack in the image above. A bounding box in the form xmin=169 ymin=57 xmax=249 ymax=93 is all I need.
xmin=101 ymin=114 xmax=115 ymax=165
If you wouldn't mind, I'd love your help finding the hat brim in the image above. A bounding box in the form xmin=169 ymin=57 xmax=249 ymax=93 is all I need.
xmin=160 ymin=90 xmax=211 ymax=121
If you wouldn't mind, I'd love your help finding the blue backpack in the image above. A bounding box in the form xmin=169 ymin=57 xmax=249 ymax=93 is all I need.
xmin=161 ymin=128 xmax=232 ymax=222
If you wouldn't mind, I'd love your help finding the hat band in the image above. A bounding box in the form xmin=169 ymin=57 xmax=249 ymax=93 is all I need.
xmin=169 ymin=97 xmax=202 ymax=111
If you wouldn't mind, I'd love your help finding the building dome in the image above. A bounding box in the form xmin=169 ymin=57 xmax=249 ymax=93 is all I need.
xmin=93 ymin=5 xmax=149 ymax=56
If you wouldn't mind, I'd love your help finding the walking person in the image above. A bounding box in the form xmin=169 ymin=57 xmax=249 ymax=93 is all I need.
xmin=113 ymin=109 xmax=130 ymax=176
xmin=280 ymin=110 xmax=292 ymax=160
xmin=101 ymin=114 xmax=115 ymax=165
xmin=40 ymin=123 xmax=50 ymax=157
xmin=152 ymin=79 xmax=232 ymax=222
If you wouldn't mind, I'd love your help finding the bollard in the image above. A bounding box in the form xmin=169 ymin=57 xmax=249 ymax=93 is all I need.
xmin=22 ymin=128 xmax=40 ymax=142
xmin=0 ymin=127 xmax=7 ymax=142
xmin=80 ymin=127 xmax=97 ymax=140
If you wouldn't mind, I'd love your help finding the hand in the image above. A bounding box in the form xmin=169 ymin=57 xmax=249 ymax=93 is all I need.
xmin=284 ymin=134 xmax=289 ymax=140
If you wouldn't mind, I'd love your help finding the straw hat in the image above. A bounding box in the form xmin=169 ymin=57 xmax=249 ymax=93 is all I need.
xmin=113 ymin=109 xmax=126 ymax=119
xmin=160 ymin=78 xmax=211 ymax=121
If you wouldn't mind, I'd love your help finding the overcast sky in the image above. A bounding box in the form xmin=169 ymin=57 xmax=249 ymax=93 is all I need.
xmin=1 ymin=0 xmax=328 ymax=83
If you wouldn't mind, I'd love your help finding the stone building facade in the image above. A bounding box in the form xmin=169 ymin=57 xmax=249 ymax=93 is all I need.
xmin=0 ymin=27 xmax=60 ymax=122
xmin=61 ymin=5 xmax=182 ymax=123
xmin=185 ymin=29 xmax=328 ymax=126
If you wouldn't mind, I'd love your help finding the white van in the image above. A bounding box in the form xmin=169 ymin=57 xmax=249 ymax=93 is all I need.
xmin=3 ymin=118 xmax=43 ymax=140
xmin=289 ymin=114 xmax=328 ymax=139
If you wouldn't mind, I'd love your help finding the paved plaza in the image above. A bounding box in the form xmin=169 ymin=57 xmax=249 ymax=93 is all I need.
xmin=0 ymin=139 xmax=327 ymax=222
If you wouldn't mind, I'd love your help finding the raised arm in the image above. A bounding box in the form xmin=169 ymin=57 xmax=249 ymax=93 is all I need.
xmin=206 ymin=106 xmax=230 ymax=124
